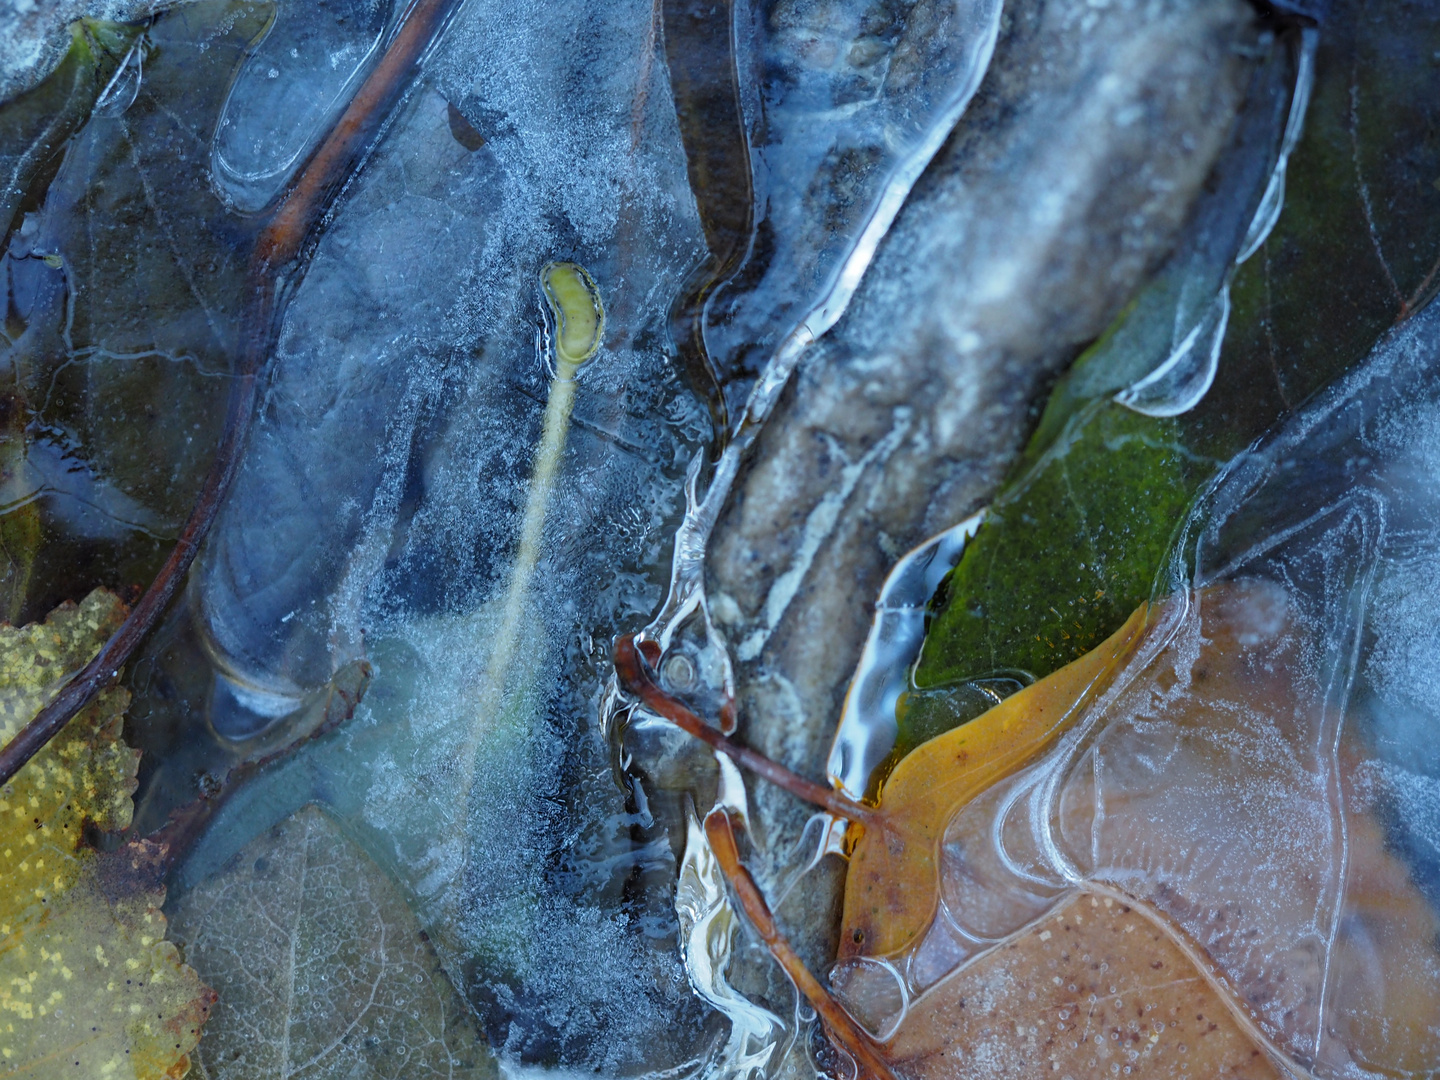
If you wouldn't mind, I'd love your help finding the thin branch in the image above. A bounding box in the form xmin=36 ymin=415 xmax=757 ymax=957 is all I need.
xmin=137 ymin=661 xmax=371 ymax=887
xmin=1347 ymin=77 xmax=1403 ymax=312
xmin=0 ymin=0 xmax=462 ymax=789
xmin=1401 ymin=245 xmax=1440 ymax=321
xmin=614 ymin=634 xmax=875 ymax=826
xmin=704 ymin=808 xmax=898 ymax=1080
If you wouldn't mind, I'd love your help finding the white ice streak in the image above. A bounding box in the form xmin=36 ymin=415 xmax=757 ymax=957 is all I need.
xmin=211 ymin=0 xmax=390 ymax=212
xmin=1116 ymin=28 xmax=1317 ymax=419
xmin=1114 ymin=283 xmax=1231 ymax=417
xmin=826 ymin=512 xmax=984 ymax=798
xmin=630 ymin=0 xmax=1005 ymax=688
xmin=676 ymin=768 xmax=791 ymax=1080
xmin=612 ymin=4 xmax=1004 ymax=1071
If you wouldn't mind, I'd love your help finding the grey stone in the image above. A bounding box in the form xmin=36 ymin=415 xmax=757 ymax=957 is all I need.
xmin=707 ymin=0 xmax=1263 ymax=972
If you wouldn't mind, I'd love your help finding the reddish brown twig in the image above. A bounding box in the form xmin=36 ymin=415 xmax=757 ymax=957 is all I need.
xmin=614 ymin=634 xmax=875 ymax=826
xmin=0 ymin=0 xmax=462 ymax=789
xmin=705 ymin=808 xmax=898 ymax=1080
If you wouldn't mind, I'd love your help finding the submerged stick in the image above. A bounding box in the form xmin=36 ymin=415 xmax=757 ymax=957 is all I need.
xmin=661 ymin=0 xmax=752 ymax=448
xmin=614 ymin=633 xmax=876 ymax=826
xmin=704 ymin=808 xmax=898 ymax=1080
xmin=0 ymin=0 xmax=462 ymax=789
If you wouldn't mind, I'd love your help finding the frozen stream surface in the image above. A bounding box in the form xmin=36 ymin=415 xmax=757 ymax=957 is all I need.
xmin=3 ymin=0 xmax=1440 ymax=1077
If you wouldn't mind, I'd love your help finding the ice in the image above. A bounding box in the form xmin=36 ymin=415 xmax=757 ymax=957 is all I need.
xmin=9 ymin=0 xmax=1426 ymax=1074
xmin=596 ymin=2 xmax=1276 ymax=1072
xmin=826 ymin=513 xmax=981 ymax=798
xmin=1111 ymin=29 xmax=1317 ymax=419
xmin=211 ymin=0 xmax=393 ymax=212
xmin=195 ymin=85 xmax=502 ymax=727
xmin=702 ymin=0 xmax=1003 ymax=388
xmin=675 ymin=761 xmax=792 ymax=1080
xmin=603 ymin=0 xmax=1273 ymax=1069
xmin=171 ymin=0 xmax=728 ymax=1067
xmin=701 ymin=0 xmax=1266 ymax=744
xmin=629 ymin=0 xmax=1008 ymax=700
xmin=0 ymin=0 xmax=170 ymax=101
xmin=1111 ymin=284 xmax=1231 ymax=417
xmin=0 ymin=4 xmax=267 ymax=632
xmin=848 ymin=298 xmax=1440 ymax=1077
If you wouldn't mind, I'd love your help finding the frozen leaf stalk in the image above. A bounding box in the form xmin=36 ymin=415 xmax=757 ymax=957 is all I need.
xmin=0 ymin=590 xmax=213 ymax=1078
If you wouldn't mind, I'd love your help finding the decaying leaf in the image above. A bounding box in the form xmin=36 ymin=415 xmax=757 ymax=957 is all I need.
xmin=0 ymin=589 xmax=214 ymax=1079
xmin=884 ymin=896 xmax=1278 ymax=1080
xmin=840 ymin=605 xmax=1149 ymax=959
xmin=168 ymin=805 xmax=497 ymax=1080
xmin=833 ymin=583 xmax=1440 ymax=1077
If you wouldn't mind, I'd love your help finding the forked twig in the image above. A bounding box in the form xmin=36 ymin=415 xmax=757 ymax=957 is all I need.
xmin=0 ymin=0 xmax=462 ymax=789
xmin=704 ymin=808 xmax=897 ymax=1080
xmin=616 ymin=634 xmax=895 ymax=1076
xmin=614 ymin=633 xmax=875 ymax=826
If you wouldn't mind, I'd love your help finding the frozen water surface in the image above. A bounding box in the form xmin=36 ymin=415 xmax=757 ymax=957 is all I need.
xmin=0 ymin=0 xmax=713 ymax=1068
xmin=180 ymin=0 xmax=724 ymax=1066
xmin=703 ymin=0 xmax=1002 ymax=389
xmin=4 ymin=0 xmax=1440 ymax=1076
xmin=834 ymin=300 xmax=1440 ymax=1078
xmin=210 ymin=0 xmax=393 ymax=212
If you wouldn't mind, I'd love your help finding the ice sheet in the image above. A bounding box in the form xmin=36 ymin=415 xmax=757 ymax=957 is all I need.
xmin=844 ymin=297 xmax=1440 ymax=1078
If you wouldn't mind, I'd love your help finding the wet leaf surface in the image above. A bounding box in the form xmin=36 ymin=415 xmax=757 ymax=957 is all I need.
xmin=1 ymin=2 xmax=267 ymax=633
xmin=841 ymin=588 xmax=1440 ymax=1078
xmin=0 ymin=590 xmax=212 ymax=1079
xmin=913 ymin=0 xmax=1440 ymax=756
xmin=833 ymin=300 xmax=1440 ymax=1077
xmin=884 ymin=897 xmax=1280 ymax=1080
xmin=6 ymin=0 xmax=1440 ymax=1074
xmin=169 ymin=805 xmax=496 ymax=1080
xmin=839 ymin=606 xmax=1147 ymax=960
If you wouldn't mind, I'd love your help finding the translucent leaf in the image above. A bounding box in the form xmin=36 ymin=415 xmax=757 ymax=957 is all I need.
xmin=835 ymin=300 xmax=1440 ymax=1078
xmin=168 ymin=805 xmax=496 ymax=1080
xmin=883 ymin=896 xmax=1279 ymax=1080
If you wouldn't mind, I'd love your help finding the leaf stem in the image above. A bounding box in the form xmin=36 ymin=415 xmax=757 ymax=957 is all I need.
xmin=704 ymin=808 xmax=897 ymax=1080
xmin=613 ymin=634 xmax=876 ymax=826
xmin=456 ymin=352 xmax=584 ymax=795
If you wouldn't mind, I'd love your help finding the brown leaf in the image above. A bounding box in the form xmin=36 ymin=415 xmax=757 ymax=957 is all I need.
xmin=887 ymin=895 xmax=1279 ymax=1080
xmin=836 ymin=582 xmax=1440 ymax=1076
xmin=168 ymin=805 xmax=496 ymax=1080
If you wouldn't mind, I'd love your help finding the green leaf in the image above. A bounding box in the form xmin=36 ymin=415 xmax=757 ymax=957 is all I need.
xmin=906 ymin=12 xmax=1440 ymax=758
xmin=0 ymin=590 xmax=215 ymax=1079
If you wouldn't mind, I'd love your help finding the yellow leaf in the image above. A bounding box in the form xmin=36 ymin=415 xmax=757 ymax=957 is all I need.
xmin=0 ymin=590 xmax=214 ymax=1079
xmin=839 ymin=604 xmax=1149 ymax=959
xmin=837 ymin=583 xmax=1440 ymax=1076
